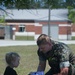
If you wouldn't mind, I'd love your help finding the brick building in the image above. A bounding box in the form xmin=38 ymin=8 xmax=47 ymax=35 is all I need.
xmin=0 ymin=9 xmax=74 ymax=40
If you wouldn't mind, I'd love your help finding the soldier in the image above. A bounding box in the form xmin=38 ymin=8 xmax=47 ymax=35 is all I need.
xmin=36 ymin=34 xmax=75 ymax=75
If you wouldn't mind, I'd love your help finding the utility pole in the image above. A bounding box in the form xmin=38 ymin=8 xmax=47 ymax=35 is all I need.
xmin=48 ymin=6 xmax=51 ymax=37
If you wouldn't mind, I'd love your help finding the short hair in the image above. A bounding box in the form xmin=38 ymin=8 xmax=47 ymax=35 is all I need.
xmin=5 ymin=52 xmax=20 ymax=65
xmin=37 ymin=34 xmax=51 ymax=46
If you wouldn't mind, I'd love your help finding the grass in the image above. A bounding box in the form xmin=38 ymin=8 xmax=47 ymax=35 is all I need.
xmin=15 ymin=36 xmax=75 ymax=41
xmin=0 ymin=45 xmax=38 ymax=75
xmin=72 ymin=36 xmax=75 ymax=40
xmin=0 ymin=44 xmax=75 ymax=75
xmin=15 ymin=36 xmax=34 ymax=40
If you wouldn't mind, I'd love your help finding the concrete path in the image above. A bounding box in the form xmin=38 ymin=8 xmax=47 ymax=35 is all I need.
xmin=59 ymin=40 xmax=75 ymax=44
xmin=0 ymin=40 xmax=75 ymax=46
xmin=0 ymin=40 xmax=36 ymax=46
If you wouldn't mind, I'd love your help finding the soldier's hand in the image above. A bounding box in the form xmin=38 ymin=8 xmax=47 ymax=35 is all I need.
xmin=60 ymin=67 xmax=69 ymax=75
xmin=28 ymin=72 xmax=36 ymax=75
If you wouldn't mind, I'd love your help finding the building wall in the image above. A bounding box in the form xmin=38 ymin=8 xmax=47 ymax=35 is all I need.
xmin=35 ymin=26 xmax=42 ymax=34
xmin=4 ymin=21 xmax=72 ymax=40
xmin=9 ymin=22 xmax=42 ymax=40
xmin=39 ymin=21 xmax=72 ymax=40
xmin=14 ymin=22 xmax=72 ymax=40
xmin=26 ymin=25 xmax=35 ymax=32
xmin=15 ymin=25 xmax=19 ymax=32
xmin=72 ymin=24 xmax=75 ymax=37
xmin=72 ymin=24 xmax=75 ymax=32
xmin=59 ymin=26 xmax=71 ymax=34
xmin=0 ymin=26 xmax=5 ymax=39
xmin=59 ymin=24 xmax=71 ymax=40
xmin=39 ymin=21 xmax=68 ymax=25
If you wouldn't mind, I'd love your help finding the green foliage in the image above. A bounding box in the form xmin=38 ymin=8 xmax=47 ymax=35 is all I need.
xmin=15 ymin=0 xmax=31 ymax=9
xmin=68 ymin=6 xmax=75 ymax=23
xmin=40 ymin=0 xmax=65 ymax=8
xmin=0 ymin=0 xmax=31 ymax=9
xmin=0 ymin=0 xmax=75 ymax=9
xmin=0 ymin=0 xmax=75 ymax=23
xmin=0 ymin=16 xmax=5 ymax=23
xmin=66 ymin=0 xmax=75 ymax=8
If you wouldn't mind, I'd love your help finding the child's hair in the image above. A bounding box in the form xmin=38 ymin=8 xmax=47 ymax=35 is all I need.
xmin=5 ymin=52 xmax=20 ymax=65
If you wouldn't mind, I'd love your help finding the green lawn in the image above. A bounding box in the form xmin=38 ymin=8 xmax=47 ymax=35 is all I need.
xmin=15 ymin=36 xmax=34 ymax=40
xmin=0 ymin=44 xmax=75 ymax=75
xmin=72 ymin=36 xmax=75 ymax=40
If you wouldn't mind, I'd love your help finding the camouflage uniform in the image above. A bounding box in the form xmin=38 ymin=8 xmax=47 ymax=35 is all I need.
xmin=37 ymin=40 xmax=75 ymax=75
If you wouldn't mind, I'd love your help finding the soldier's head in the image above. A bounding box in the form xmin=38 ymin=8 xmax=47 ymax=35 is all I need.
xmin=37 ymin=34 xmax=53 ymax=53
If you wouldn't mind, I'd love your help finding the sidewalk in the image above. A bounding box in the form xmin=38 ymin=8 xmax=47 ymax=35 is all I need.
xmin=59 ymin=40 xmax=75 ymax=44
xmin=0 ymin=40 xmax=75 ymax=46
xmin=0 ymin=40 xmax=36 ymax=46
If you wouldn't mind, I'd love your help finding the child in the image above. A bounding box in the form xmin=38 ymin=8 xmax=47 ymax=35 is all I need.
xmin=4 ymin=52 xmax=20 ymax=75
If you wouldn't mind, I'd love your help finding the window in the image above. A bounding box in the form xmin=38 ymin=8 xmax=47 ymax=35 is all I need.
xmin=19 ymin=25 xmax=25 ymax=32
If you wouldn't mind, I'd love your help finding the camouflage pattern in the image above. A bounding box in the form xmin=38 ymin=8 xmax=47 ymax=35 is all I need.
xmin=37 ymin=40 xmax=75 ymax=75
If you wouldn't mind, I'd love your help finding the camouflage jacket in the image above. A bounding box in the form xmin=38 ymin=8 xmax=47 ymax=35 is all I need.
xmin=37 ymin=41 xmax=75 ymax=74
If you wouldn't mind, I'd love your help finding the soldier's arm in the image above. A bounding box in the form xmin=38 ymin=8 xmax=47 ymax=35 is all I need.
xmin=58 ymin=44 xmax=70 ymax=75
xmin=69 ymin=51 xmax=75 ymax=66
xmin=37 ymin=49 xmax=46 ymax=71
xmin=37 ymin=60 xmax=46 ymax=71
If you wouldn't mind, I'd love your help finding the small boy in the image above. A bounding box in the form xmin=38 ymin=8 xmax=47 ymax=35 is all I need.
xmin=4 ymin=52 xmax=20 ymax=75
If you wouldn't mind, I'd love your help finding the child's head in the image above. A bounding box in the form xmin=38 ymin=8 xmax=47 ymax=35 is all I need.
xmin=5 ymin=52 xmax=20 ymax=68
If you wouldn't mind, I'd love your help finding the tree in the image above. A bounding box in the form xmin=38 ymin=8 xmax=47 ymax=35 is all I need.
xmin=69 ymin=11 xmax=75 ymax=23
xmin=0 ymin=0 xmax=75 ymax=23
xmin=68 ymin=6 xmax=75 ymax=23
xmin=0 ymin=16 xmax=5 ymax=23
xmin=0 ymin=0 xmax=31 ymax=9
xmin=0 ymin=0 xmax=43 ymax=9
xmin=66 ymin=0 xmax=75 ymax=8
xmin=42 ymin=0 xmax=64 ymax=8
xmin=0 ymin=10 xmax=6 ymax=25
xmin=0 ymin=0 xmax=75 ymax=9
